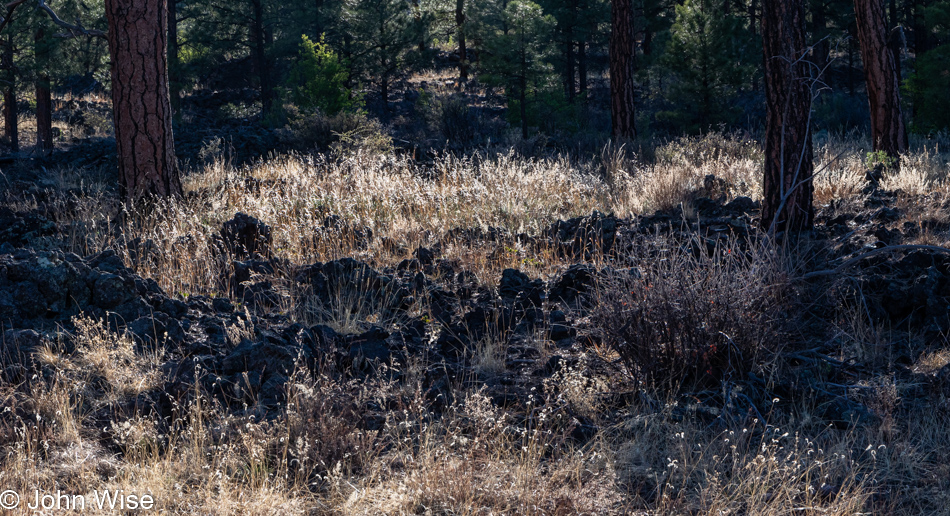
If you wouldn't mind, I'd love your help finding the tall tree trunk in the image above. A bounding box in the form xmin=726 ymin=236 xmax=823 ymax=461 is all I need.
xmin=578 ymin=37 xmax=587 ymax=96
xmin=168 ymin=0 xmax=180 ymax=116
xmin=811 ymin=0 xmax=830 ymax=78
xmin=251 ymin=0 xmax=271 ymax=115
xmin=35 ymin=27 xmax=52 ymax=154
xmin=761 ymin=0 xmax=814 ymax=233
xmin=610 ymin=0 xmax=636 ymax=139
xmin=564 ymin=25 xmax=575 ymax=102
xmin=456 ymin=0 xmax=468 ymax=82
xmin=3 ymin=30 xmax=16 ymax=152
xmin=854 ymin=0 xmax=907 ymax=157
xmin=520 ymin=44 xmax=528 ymax=139
xmin=105 ymin=0 xmax=181 ymax=200
xmin=3 ymin=86 xmax=15 ymax=152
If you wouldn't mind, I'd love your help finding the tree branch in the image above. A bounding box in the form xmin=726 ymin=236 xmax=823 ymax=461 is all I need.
xmin=36 ymin=0 xmax=106 ymax=38
xmin=0 ymin=0 xmax=29 ymax=34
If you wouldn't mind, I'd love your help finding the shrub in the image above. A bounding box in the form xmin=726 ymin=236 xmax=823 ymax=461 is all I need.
xmin=286 ymin=35 xmax=360 ymax=116
xmin=280 ymin=108 xmax=391 ymax=155
xmin=417 ymin=91 xmax=488 ymax=148
xmin=592 ymin=237 xmax=788 ymax=392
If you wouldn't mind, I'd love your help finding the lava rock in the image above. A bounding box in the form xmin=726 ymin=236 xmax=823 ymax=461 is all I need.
xmin=219 ymin=212 xmax=273 ymax=258
xmin=548 ymin=264 xmax=598 ymax=309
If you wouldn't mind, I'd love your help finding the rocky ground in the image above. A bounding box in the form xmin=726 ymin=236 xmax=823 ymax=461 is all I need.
xmin=2 ymin=134 xmax=950 ymax=513
xmin=4 ymin=181 xmax=950 ymax=426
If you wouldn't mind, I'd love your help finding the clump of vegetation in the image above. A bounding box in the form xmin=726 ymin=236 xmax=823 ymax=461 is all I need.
xmin=286 ymin=35 xmax=361 ymax=117
xmin=594 ymin=239 xmax=788 ymax=391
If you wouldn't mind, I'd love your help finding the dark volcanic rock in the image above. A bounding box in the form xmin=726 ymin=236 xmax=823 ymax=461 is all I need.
xmin=348 ymin=326 xmax=392 ymax=364
xmin=0 ymin=208 xmax=58 ymax=247
xmin=499 ymin=268 xmax=543 ymax=308
xmin=548 ymin=264 xmax=598 ymax=309
xmin=217 ymin=212 xmax=273 ymax=258
xmin=548 ymin=210 xmax=623 ymax=258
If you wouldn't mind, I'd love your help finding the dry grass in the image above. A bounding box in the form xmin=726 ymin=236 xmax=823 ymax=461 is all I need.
xmin=3 ymin=131 xmax=950 ymax=514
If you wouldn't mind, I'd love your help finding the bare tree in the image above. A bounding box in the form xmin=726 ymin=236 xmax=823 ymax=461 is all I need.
xmin=609 ymin=0 xmax=635 ymax=139
xmin=854 ymin=0 xmax=906 ymax=158
xmin=761 ymin=0 xmax=814 ymax=233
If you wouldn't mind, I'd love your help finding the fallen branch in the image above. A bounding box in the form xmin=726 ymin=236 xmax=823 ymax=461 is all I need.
xmin=799 ymin=244 xmax=950 ymax=281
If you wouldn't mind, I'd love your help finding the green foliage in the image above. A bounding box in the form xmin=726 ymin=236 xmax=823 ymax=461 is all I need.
xmin=286 ymin=35 xmax=360 ymax=116
xmin=905 ymin=46 xmax=950 ymax=134
xmin=477 ymin=0 xmax=555 ymax=136
xmin=865 ymin=150 xmax=897 ymax=170
xmin=655 ymin=0 xmax=754 ymax=133
xmin=341 ymin=0 xmax=431 ymax=102
xmin=904 ymin=2 xmax=950 ymax=133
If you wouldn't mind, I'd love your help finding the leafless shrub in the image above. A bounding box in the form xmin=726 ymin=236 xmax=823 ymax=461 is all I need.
xmin=593 ymin=236 xmax=789 ymax=391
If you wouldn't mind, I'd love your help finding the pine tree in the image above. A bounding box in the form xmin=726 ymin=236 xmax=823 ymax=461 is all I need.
xmin=105 ymin=0 xmax=182 ymax=200
xmin=609 ymin=0 xmax=636 ymax=139
xmin=658 ymin=0 xmax=754 ymax=132
xmin=286 ymin=34 xmax=359 ymax=115
xmin=479 ymin=0 xmax=555 ymax=138
xmin=342 ymin=0 xmax=429 ymax=109
xmin=854 ymin=0 xmax=907 ymax=158
xmin=903 ymin=1 xmax=950 ymax=132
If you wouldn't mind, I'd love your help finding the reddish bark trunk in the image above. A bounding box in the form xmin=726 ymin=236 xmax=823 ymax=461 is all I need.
xmin=610 ymin=0 xmax=636 ymax=139
xmin=251 ymin=0 xmax=272 ymax=114
xmin=761 ymin=0 xmax=814 ymax=233
xmin=105 ymin=0 xmax=182 ymax=200
xmin=854 ymin=0 xmax=907 ymax=157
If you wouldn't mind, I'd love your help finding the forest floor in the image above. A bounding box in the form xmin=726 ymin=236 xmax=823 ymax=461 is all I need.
xmin=2 ymin=96 xmax=950 ymax=514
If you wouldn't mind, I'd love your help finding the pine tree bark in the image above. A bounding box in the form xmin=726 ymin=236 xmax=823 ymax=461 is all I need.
xmin=3 ymin=86 xmax=15 ymax=151
xmin=105 ymin=0 xmax=182 ymax=200
xmin=761 ymin=0 xmax=814 ymax=233
xmin=251 ymin=0 xmax=271 ymax=115
xmin=35 ymin=27 xmax=52 ymax=154
xmin=456 ymin=0 xmax=468 ymax=82
xmin=168 ymin=0 xmax=180 ymax=116
xmin=609 ymin=0 xmax=636 ymax=139
xmin=564 ymin=26 xmax=575 ymax=102
xmin=578 ymin=37 xmax=587 ymax=95
xmin=3 ymin=30 xmax=17 ymax=152
xmin=854 ymin=0 xmax=907 ymax=157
